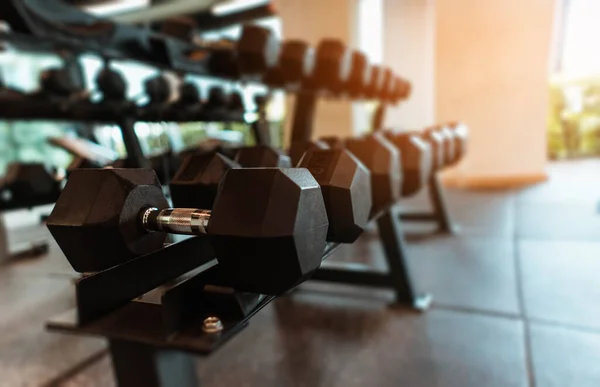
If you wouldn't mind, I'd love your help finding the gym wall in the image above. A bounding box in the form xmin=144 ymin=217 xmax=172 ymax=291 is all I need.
xmin=436 ymin=0 xmax=558 ymax=188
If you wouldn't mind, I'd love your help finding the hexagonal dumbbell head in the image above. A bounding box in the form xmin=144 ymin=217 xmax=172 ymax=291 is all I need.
xmin=422 ymin=127 xmax=446 ymax=171
xmin=347 ymin=51 xmax=370 ymax=97
xmin=398 ymin=77 xmax=412 ymax=100
xmin=298 ymin=148 xmax=372 ymax=243
xmin=345 ymin=133 xmax=402 ymax=216
xmin=208 ymin=168 xmax=328 ymax=295
xmin=379 ymin=67 xmax=394 ymax=101
xmin=170 ymin=152 xmax=240 ymax=209
xmin=46 ymin=169 xmax=169 ymax=273
xmin=320 ymin=136 xmax=346 ymax=150
xmin=237 ymin=24 xmax=280 ymax=78
xmin=436 ymin=125 xmax=456 ymax=167
xmin=288 ymin=140 xmax=329 ymax=167
xmin=448 ymin=122 xmax=469 ymax=164
xmin=308 ymin=39 xmax=352 ymax=93
xmin=234 ymin=145 xmax=292 ymax=167
xmin=365 ymin=65 xmax=385 ymax=99
xmin=280 ymin=40 xmax=315 ymax=86
xmin=384 ymin=132 xmax=433 ymax=197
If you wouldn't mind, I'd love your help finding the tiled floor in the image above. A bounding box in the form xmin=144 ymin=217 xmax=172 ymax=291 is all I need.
xmin=1 ymin=159 xmax=600 ymax=386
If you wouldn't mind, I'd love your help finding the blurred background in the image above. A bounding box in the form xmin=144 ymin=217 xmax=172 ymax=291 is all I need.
xmin=0 ymin=0 xmax=576 ymax=188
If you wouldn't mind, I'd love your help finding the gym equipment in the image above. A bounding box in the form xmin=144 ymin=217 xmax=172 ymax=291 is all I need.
xmin=289 ymin=140 xmax=329 ymax=166
xmin=449 ymin=122 xmax=469 ymax=164
xmin=383 ymin=131 xmax=433 ymax=197
xmin=264 ymin=40 xmax=314 ymax=89
xmin=0 ymin=163 xmax=62 ymax=210
xmin=436 ymin=124 xmax=456 ymax=166
xmin=305 ymin=39 xmax=352 ymax=93
xmin=340 ymin=133 xmax=401 ymax=216
xmin=421 ymin=127 xmax=445 ymax=170
xmin=173 ymin=147 xmax=372 ymax=244
xmin=46 ymin=167 xmax=329 ymax=295
xmin=233 ymin=145 xmax=292 ymax=167
xmin=298 ymin=147 xmax=372 ymax=243
xmin=169 ymin=152 xmax=240 ymax=209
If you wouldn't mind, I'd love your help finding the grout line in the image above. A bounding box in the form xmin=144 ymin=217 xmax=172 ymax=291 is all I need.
xmin=525 ymin=317 xmax=600 ymax=335
xmin=41 ymin=348 xmax=109 ymax=387
xmin=512 ymin=194 xmax=537 ymax=387
xmin=431 ymin=304 xmax=522 ymax=321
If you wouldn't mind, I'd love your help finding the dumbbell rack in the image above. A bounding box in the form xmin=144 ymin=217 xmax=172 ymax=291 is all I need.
xmin=47 ymin=237 xmax=342 ymax=387
xmin=372 ymin=103 xmax=457 ymax=234
xmin=289 ymin=93 xmax=433 ymax=309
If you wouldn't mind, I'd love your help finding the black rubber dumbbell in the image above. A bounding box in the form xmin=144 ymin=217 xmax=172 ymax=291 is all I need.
xmin=288 ymin=140 xmax=329 ymax=166
xmin=263 ymin=40 xmax=315 ymax=89
xmin=383 ymin=131 xmax=433 ymax=197
xmin=434 ymin=125 xmax=456 ymax=167
xmin=297 ymin=144 xmax=372 ymax=243
xmin=172 ymin=148 xmax=372 ymax=244
xmin=322 ymin=133 xmax=402 ymax=217
xmin=422 ymin=127 xmax=446 ymax=171
xmin=170 ymin=152 xmax=241 ymax=210
xmin=305 ymin=39 xmax=352 ymax=93
xmin=448 ymin=122 xmax=469 ymax=165
xmin=46 ymin=168 xmax=328 ymax=295
xmin=164 ymin=22 xmax=280 ymax=80
xmin=233 ymin=145 xmax=292 ymax=168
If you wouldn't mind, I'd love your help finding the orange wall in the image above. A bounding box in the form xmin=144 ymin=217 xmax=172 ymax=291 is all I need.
xmin=383 ymin=0 xmax=435 ymax=130
xmin=436 ymin=0 xmax=558 ymax=183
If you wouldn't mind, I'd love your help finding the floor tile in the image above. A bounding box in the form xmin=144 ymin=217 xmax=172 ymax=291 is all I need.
xmin=193 ymin=298 xmax=527 ymax=387
xmin=0 ymin=275 xmax=106 ymax=387
xmin=530 ymin=323 xmax=600 ymax=387
xmin=516 ymin=201 xmax=600 ymax=241
xmin=519 ymin=240 xmax=600 ymax=329
xmin=407 ymin=236 xmax=520 ymax=315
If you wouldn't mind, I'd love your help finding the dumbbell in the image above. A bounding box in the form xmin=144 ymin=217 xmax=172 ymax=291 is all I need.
xmin=233 ymin=145 xmax=292 ymax=168
xmin=322 ymin=133 xmax=402 ymax=217
xmin=435 ymin=125 xmax=456 ymax=167
xmin=421 ymin=127 xmax=445 ymax=171
xmin=263 ymin=40 xmax=315 ymax=89
xmin=289 ymin=140 xmax=329 ymax=166
xmin=383 ymin=131 xmax=433 ymax=197
xmin=178 ymin=24 xmax=280 ymax=80
xmin=295 ymin=144 xmax=372 ymax=242
xmin=162 ymin=21 xmax=280 ymax=79
xmin=448 ymin=122 xmax=469 ymax=165
xmin=35 ymin=67 xmax=82 ymax=100
xmin=46 ymin=168 xmax=328 ymax=295
xmin=172 ymin=148 xmax=372 ymax=244
xmin=304 ymin=39 xmax=353 ymax=93
xmin=138 ymin=74 xmax=177 ymax=121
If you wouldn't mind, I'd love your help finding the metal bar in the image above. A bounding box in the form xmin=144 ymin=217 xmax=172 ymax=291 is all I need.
xmin=376 ymin=206 xmax=419 ymax=303
xmin=290 ymin=92 xmax=317 ymax=143
xmin=399 ymin=213 xmax=437 ymax=221
xmin=109 ymin=339 xmax=200 ymax=387
xmin=371 ymin=103 xmax=386 ymax=131
xmin=118 ymin=117 xmax=152 ymax=168
xmin=312 ymin=264 xmax=393 ymax=287
xmin=76 ymin=236 xmax=215 ymax=325
xmin=427 ymin=172 xmax=454 ymax=233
